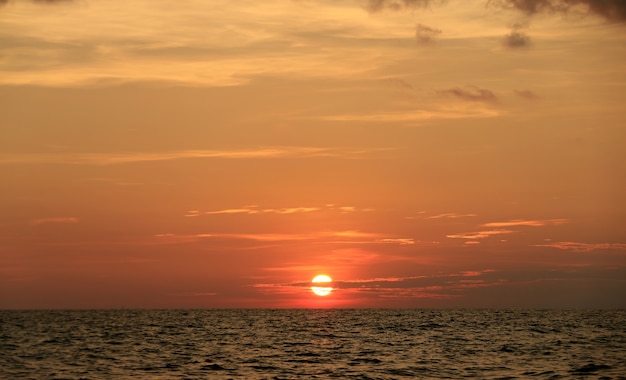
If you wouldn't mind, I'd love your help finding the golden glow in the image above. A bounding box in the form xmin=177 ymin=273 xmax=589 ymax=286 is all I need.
xmin=311 ymin=275 xmax=333 ymax=297
xmin=1 ymin=0 xmax=624 ymax=310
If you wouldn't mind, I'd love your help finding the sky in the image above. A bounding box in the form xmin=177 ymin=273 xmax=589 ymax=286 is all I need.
xmin=1 ymin=0 xmax=625 ymax=309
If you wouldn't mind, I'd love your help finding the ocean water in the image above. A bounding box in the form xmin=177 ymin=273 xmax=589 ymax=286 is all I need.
xmin=1 ymin=309 xmax=625 ymax=379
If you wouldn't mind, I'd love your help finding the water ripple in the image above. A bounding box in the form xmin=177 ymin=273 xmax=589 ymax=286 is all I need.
xmin=1 ymin=309 xmax=625 ymax=379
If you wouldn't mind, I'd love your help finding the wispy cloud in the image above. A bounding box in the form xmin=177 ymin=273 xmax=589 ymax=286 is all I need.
xmin=447 ymin=229 xmax=514 ymax=239
xmin=252 ymin=269 xmax=503 ymax=299
xmin=481 ymin=219 xmax=567 ymax=227
xmin=175 ymin=292 xmax=217 ymax=297
xmin=378 ymin=238 xmax=415 ymax=245
xmin=202 ymin=208 xmax=263 ymax=215
xmin=192 ymin=204 xmax=374 ymax=217
xmin=332 ymin=230 xmax=381 ymax=238
xmin=514 ymin=89 xmax=540 ymax=100
xmin=201 ymin=207 xmax=322 ymax=216
xmin=362 ymin=0 xmax=443 ymax=13
xmin=30 ymin=217 xmax=79 ymax=226
xmin=155 ymin=233 xmax=312 ymax=243
xmin=440 ymin=86 xmax=498 ymax=103
xmin=320 ymin=106 xmax=500 ymax=122
xmin=0 ymin=0 xmax=73 ymax=5
xmin=0 ymin=147 xmax=383 ymax=166
xmin=0 ymin=0 xmax=445 ymax=87
xmin=446 ymin=218 xmax=566 ymax=242
xmin=426 ymin=213 xmax=477 ymax=219
xmin=154 ymin=230 xmax=415 ymax=246
xmin=533 ymin=241 xmax=626 ymax=252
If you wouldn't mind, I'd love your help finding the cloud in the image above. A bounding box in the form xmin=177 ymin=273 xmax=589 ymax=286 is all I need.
xmin=458 ymin=269 xmax=496 ymax=277
xmin=332 ymin=230 xmax=381 ymax=238
xmin=320 ymin=106 xmax=500 ymax=122
xmin=415 ymin=23 xmax=442 ymax=43
xmin=0 ymin=0 xmax=72 ymax=5
xmin=447 ymin=229 xmax=514 ymax=239
xmin=447 ymin=219 xmax=566 ymax=241
xmin=155 ymin=232 xmax=312 ymax=243
xmin=33 ymin=0 xmax=73 ymax=3
xmin=201 ymin=207 xmax=322 ymax=216
xmin=0 ymin=147 xmax=382 ymax=166
xmin=481 ymin=219 xmax=567 ymax=227
xmin=426 ymin=213 xmax=477 ymax=219
xmin=175 ymin=292 xmax=217 ymax=297
xmin=514 ymin=89 xmax=540 ymax=99
xmin=378 ymin=238 xmax=415 ymax=245
xmin=270 ymin=270 xmax=497 ymax=289
xmin=365 ymin=0 xmax=626 ymax=23
xmin=212 ymin=233 xmax=313 ymax=242
xmin=253 ymin=269 xmax=504 ymax=300
xmin=154 ymin=229 xmax=415 ymax=246
xmin=195 ymin=204 xmax=372 ymax=217
xmin=488 ymin=0 xmax=626 ymax=23
xmin=30 ymin=217 xmax=79 ymax=226
xmin=503 ymin=24 xmax=531 ymax=48
xmin=362 ymin=0 xmax=444 ymax=13
xmin=440 ymin=86 xmax=498 ymax=102
xmin=533 ymin=241 xmax=626 ymax=252
xmin=0 ymin=1 xmax=398 ymax=87
xmin=383 ymin=77 xmax=414 ymax=90
xmin=203 ymin=208 xmax=265 ymax=215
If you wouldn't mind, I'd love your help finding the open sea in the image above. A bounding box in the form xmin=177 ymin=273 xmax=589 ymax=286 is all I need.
xmin=1 ymin=309 xmax=625 ymax=379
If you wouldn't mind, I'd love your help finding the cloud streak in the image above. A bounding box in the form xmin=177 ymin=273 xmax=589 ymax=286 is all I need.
xmin=0 ymin=0 xmax=72 ymax=5
xmin=189 ymin=204 xmax=374 ymax=217
xmin=426 ymin=213 xmax=477 ymax=219
xmin=320 ymin=106 xmax=500 ymax=122
xmin=153 ymin=229 xmax=416 ymax=247
xmin=0 ymin=147 xmax=384 ymax=166
xmin=533 ymin=241 xmax=626 ymax=252
xmin=362 ymin=0 xmax=444 ymax=13
xmin=514 ymin=89 xmax=540 ymax=99
xmin=440 ymin=86 xmax=498 ymax=102
xmin=447 ymin=229 xmax=514 ymax=239
xmin=253 ymin=269 xmax=503 ymax=300
xmin=30 ymin=217 xmax=79 ymax=226
xmin=201 ymin=207 xmax=320 ymax=216
xmin=481 ymin=219 xmax=567 ymax=227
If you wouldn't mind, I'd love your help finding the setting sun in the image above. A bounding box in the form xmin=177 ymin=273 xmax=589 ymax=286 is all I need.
xmin=311 ymin=275 xmax=333 ymax=297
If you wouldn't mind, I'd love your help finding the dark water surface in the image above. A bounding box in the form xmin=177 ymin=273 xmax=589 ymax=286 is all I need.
xmin=1 ymin=309 xmax=625 ymax=379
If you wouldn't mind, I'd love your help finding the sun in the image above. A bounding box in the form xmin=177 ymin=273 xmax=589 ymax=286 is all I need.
xmin=311 ymin=274 xmax=333 ymax=296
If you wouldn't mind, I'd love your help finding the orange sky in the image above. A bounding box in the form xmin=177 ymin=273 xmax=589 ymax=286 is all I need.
xmin=1 ymin=0 xmax=625 ymax=308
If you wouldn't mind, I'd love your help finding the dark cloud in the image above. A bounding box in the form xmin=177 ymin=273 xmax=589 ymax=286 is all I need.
xmin=488 ymin=0 xmax=626 ymax=22
xmin=416 ymin=23 xmax=442 ymax=43
xmin=503 ymin=24 xmax=531 ymax=48
xmin=365 ymin=0 xmax=625 ymax=21
xmin=384 ymin=77 xmax=415 ymax=90
xmin=514 ymin=89 xmax=540 ymax=99
xmin=440 ymin=86 xmax=498 ymax=102
xmin=363 ymin=0 xmax=445 ymax=13
xmin=504 ymin=29 xmax=531 ymax=47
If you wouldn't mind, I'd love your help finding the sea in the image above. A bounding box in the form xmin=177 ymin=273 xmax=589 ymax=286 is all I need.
xmin=1 ymin=309 xmax=625 ymax=379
